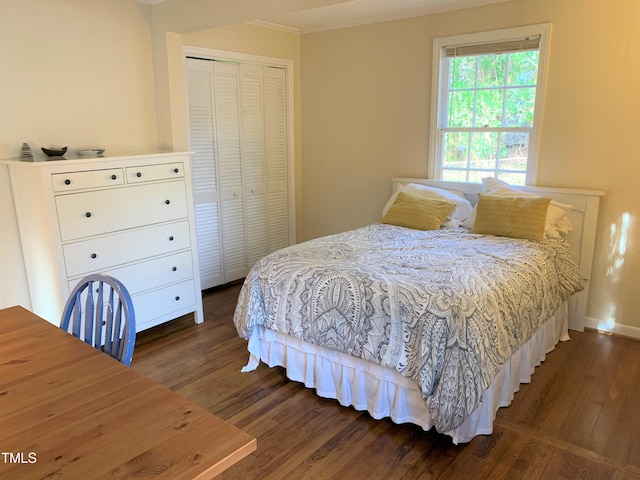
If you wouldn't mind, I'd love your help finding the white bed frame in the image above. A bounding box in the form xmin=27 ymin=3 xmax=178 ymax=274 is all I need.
xmin=392 ymin=178 xmax=606 ymax=331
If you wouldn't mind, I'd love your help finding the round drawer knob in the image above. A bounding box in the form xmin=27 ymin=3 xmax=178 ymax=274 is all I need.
xmin=175 ymin=296 xmax=180 ymax=301
xmin=136 ymin=172 xmax=142 ymax=178
xmin=172 ymin=266 xmax=177 ymax=271
xmin=85 ymin=212 xmax=92 ymax=218
xmin=169 ymin=236 xmax=174 ymax=241
xmin=64 ymin=179 xmax=71 ymax=185
xmin=165 ymin=200 xmax=171 ymax=205
xmin=91 ymin=253 xmax=97 ymax=259
xmin=173 ymin=168 xmax=179 ymax=173
xmin=111 ymin=174 xmax=117 ymax=180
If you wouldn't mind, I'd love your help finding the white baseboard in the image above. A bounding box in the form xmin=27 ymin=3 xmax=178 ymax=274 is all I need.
xmin=585 ymin=316 xmax=640 ymax=340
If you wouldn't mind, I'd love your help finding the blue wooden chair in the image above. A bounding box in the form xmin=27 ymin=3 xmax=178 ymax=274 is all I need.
xmin=61 ymin=273 xmax=136 ymax=366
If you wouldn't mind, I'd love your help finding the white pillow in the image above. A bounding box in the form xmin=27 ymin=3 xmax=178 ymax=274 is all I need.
xmin=461 ymin=178 xmax=573 ymax=236
xmin=481 ymin=177 xmax=512 ymax=192
xmin=383 ymin=184 xmax=473 ymax=227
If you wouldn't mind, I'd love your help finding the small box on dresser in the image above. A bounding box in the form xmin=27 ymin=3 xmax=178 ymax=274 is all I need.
xmin=3 ymin=151 xmax=204 ymax=332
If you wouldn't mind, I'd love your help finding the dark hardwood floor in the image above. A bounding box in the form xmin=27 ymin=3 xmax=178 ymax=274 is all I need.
xmin=132 ymin=283 xmax=640 ymax=479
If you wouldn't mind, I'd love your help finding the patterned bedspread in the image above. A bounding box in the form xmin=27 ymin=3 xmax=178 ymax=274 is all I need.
xmin=233 ymin=224 xmax=584 ymax=432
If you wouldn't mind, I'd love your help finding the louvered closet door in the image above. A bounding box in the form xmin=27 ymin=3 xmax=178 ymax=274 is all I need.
xmin=264 ymin=66 xmax=289 ymax=253
xmin=214 ymin=61 xmax=249 ymax=283
xmin=240 ymin=64 xmax=268 ymax=267
xmin=186 ymin=58 xmax=223 ymax=289
xmin=186 ymin=55 xmax=291 ymax=290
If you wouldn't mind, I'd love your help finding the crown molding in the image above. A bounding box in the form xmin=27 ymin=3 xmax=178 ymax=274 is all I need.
xmin=245 ymin=20 xmax=300 ymax=34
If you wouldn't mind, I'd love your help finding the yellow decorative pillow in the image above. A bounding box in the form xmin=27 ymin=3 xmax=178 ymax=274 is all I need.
xmin=472 ymin=193 xmax=551 ymax=241
xmin=382 ymin=192 xmax=455 ymax=231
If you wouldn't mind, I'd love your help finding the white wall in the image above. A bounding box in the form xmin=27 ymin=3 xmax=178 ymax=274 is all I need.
xmin=0 ymin=0 xmax=159 ymax=310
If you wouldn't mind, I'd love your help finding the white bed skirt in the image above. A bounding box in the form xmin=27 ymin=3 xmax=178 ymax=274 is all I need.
xmin=241 ymin=303 xmax=570 ymax=444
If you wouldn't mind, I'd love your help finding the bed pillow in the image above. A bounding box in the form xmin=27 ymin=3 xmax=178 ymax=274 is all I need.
xmin=471 ymin=193 xmax=551 ymax=241
xmin=382 ymin=192 xmax=456 ymax=231
xmin=483 ymin=177 xmax=573 ymax=227
xmin=382 ymin=184 xmax=473 ymax=226
xmin=461 ymin=178 xmax=574 ymax=236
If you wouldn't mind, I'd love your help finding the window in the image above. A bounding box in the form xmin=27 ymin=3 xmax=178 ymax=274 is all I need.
xmin=429 ymin=24 xmax=551 ymax=185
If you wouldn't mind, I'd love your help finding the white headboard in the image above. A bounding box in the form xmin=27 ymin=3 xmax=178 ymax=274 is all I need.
xmin=392 ymin=178 xmax=606 ymax=280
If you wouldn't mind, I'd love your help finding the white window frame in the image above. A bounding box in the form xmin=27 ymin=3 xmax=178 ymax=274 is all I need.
xmin=428 ymin=23 xmax=552 ymax=185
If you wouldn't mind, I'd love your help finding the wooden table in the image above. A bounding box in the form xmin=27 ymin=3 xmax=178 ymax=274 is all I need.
xmin=0 ymin=305 xmax=256 ymax=479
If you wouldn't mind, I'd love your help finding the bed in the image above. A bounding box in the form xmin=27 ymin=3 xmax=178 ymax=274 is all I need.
xmin=233 ymin=178 xmax=605 ymax=443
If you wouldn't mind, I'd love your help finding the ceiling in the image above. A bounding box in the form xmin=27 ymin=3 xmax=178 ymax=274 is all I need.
xmin=138 ymin=0 xmax=513 ymax=34
xmin=256 ymin=0 xmax=511 ymax=33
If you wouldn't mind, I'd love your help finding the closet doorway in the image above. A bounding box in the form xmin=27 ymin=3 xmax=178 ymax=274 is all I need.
xmin=184 ymin=47 xmax=295 ymax=289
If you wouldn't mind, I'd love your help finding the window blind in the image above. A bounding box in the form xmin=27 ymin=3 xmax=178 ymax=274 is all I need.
xmin=444 ymin=35 xmax=541 ymax=57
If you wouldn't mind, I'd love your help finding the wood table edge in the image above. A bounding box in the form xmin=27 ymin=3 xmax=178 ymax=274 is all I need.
xmin=193 ymin=437 xmax=257 ymax=479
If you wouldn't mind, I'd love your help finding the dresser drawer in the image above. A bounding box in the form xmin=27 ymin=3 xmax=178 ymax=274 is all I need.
xmin=126 ymin=162 xmax=184 ymax=184
xmin=56 ymin=180 xmax=188 ymax=241
xmin=133 ymin=280 xmax=197 ymax=329
xmin=68 ymin=251 xmax=194 ymax=296
xmin=52 ymin=168 xmax=124 ymax=192
xmin=63 ymin=221 xmax=191 ymax=277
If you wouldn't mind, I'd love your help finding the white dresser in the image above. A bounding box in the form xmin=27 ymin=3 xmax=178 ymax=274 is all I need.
xmin=3 ymin=151 xmax=204 ymax=331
